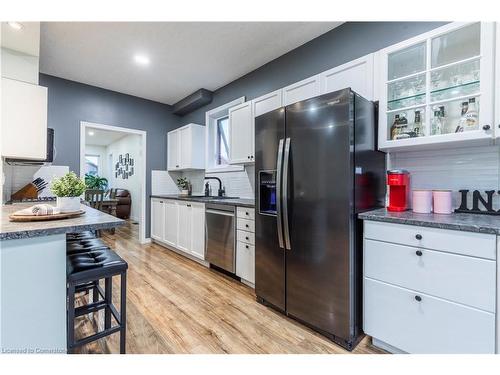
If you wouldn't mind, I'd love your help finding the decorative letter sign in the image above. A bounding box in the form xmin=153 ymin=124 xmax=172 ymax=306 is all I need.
xmin=455 ymin=190 xmax=500 ymax=215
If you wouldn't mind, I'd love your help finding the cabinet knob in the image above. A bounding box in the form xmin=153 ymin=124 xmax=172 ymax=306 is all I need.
xmin=246 ymin=236 xmax=249 ymax=240
xmin=415 ymin=234 xmax=422 ymax=240
xmin=187 ymin=204 xmax=191 ymax=207
xmin=416 ymin=250 xmax=423 ymax=256
xmin=176 ymin=165 xmax=179 ymax=168
xmin=245 ymin=212 xmax=249 ymax=215
xmin=414 ymin=295 xmax=422 ymax=302
xmin=483 ymin=124 xmax=491 ymax=131
xmin=246 ymin=224 xmax=249 ymax=228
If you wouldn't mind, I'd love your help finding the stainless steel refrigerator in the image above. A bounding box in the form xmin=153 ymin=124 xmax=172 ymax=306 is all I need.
xmin=254 ymin=88 xmax=385 ymax=350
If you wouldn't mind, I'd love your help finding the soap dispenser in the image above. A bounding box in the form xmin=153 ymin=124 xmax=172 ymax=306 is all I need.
xmin=204 ymin=182 xmax=210 ymax=197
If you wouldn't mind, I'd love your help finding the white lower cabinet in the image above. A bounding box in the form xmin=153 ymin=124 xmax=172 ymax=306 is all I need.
xmin=236 ymin=241 xmax=255 ymax=284
xmin=190 ymin=203 xmax=206 ymax=259
xmin=235 ymin=208 xmax=255 ymax=285
xmin=364 ymin=278 xmax=495 ymax=354
xmin=151 ymin=198 xmax=204 ymax=261
xmin=150 ymin=198 xmax=164 ymax=241
xmin=163 ymin=200 xmax=178 ymax=247
xmin=177 ymin=202 xmax=192 ymax=253
xmin=363 ymin=220 xmax=497 ymax=354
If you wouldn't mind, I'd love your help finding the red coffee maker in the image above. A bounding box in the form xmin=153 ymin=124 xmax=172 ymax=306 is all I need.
xmin=387 ymin=169 xmax=410 ymax=212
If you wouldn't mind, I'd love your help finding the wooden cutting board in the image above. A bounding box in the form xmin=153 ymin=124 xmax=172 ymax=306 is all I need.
xmin=9 ymin=210 xmax=86 ymax=222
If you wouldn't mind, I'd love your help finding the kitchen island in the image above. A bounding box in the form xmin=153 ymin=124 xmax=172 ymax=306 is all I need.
xmin=0 ymin=203 xmax=124 ymax=354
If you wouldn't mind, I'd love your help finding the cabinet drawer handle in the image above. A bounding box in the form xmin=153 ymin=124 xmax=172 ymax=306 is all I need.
xmin=414 ymin=295 xmax=422 ymax=302
xmin=245 ymin=224 xmax=249 ymax=228
xmin=245 ymin=245 xmax=249 ymax=249
xmin=483 ymin=124 xmax=491 ymax=131
xmin=415 ymin=234 xmax=422 ymax=240
xmin=187 ymin=204 xmax=191 ymax=207
xmin=416 ymin=250 xmax=423 ymax=256
xmin=245 ymin=212 xmax=249 ymax=215
xmin=245 ymin=236 xmax=249 ymax=240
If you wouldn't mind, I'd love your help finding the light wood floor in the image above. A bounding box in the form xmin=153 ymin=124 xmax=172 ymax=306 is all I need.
xmin=74 ymin=221 xmax=385 ymax=354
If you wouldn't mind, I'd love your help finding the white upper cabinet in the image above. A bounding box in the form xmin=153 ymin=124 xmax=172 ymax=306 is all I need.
xmin=252 ymin=89 xmax=283 ymax=117
xmin=228 ymin=101 xmax=254 ymax=164
xmin=167 ymin=123 xmax=205 ymax=171
xmin=1 ymin=77 xmax=48 ymax=160
xmin=378 ymin=22 xmax=495 ymax=151
xmin=320 ymin=54 xmax=374 ymax=100
xmin=167 ymin=129 xmax=180 ymax=170
xmin=282 ymin=74 xmax=321 ymax=106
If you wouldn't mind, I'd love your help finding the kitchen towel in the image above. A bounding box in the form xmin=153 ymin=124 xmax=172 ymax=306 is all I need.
xmin=14 ymin=204 xmax=61 ymax=216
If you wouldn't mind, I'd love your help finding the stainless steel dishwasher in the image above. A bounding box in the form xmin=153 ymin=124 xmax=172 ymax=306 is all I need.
xmin=205 ymin=203 xmax=235 ymax=273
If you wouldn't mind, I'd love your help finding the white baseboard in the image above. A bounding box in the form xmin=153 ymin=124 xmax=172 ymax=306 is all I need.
xmin=371 ymin=338 xmax=405 ymax=354
xmin=141 ymin=237 xmax=152 ymax=244
xmin=151 ymin=239 xmax=209 ymax=267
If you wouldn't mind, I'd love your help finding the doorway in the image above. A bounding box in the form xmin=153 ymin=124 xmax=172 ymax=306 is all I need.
xmin=80 ymin=121 xmax=147 ymax=244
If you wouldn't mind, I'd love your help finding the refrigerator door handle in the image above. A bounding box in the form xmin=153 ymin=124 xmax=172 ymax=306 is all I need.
xmin=276 ymin=138 xmax=285 ymax=249
xmin=283 ymin=137 xmax=291 ymax=250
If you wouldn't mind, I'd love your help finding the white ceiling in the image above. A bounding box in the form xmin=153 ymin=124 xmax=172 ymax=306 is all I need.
xmin=39 ymin=22 xmax=341 ymax=105
xmin=85 ymin=127 xmax=127 ymax=147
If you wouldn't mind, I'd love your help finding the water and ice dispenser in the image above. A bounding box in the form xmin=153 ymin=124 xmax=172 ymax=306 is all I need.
xmin=258 ymin=170 xmax=277 ymax=215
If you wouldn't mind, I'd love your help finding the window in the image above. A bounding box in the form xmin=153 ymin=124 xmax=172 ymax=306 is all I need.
xmin=85 ymin=154 xmax=100 ymax=175
xmin=205 ymin=97 xmax=245 ymax=173
xmin=216 ymin=116 xmax=229 ymax=166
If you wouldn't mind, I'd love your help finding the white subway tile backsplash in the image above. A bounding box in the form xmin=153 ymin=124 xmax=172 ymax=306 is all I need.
xmin=151 ymin=167 xmax=255 ymax=199
xmin=389 ymin=145 xmax=500 ymax=209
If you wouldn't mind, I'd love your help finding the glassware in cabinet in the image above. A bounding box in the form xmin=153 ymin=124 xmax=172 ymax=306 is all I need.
xmin=387 ymin=107 xmax=426 ymax=141
xmin=387 ymin=74 xmax=426 ymax=110
xmin=430 ymin=96 xmax=480 ymax=136
xmin=430 ymin=59 xmax=480 ymax=102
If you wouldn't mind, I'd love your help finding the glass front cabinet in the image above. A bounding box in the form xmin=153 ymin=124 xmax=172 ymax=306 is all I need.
xmin=378 ymin=22 xmax=495 ymax=151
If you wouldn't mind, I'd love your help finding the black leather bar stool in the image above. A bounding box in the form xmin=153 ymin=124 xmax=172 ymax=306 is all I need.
xmin=67 ymin=247 xmax=128 ymax=354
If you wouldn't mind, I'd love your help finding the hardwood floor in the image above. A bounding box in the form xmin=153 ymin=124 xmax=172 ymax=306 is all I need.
xmin=74 ymin=221 xmax=385 ymax=354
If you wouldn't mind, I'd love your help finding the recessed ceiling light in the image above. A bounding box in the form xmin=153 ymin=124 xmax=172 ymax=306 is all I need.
xmin=134 ymin=54 xmax=150 ymax=66
xmin=88 ymin=131 xmax=95 ymax=136
xmin=7 ymin=22 xmax=24 ymax=31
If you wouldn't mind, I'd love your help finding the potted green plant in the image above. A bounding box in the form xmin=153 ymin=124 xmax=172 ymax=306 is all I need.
xmin=85 ymin=173 xmax=109 ymax=190
xmin=177 ymin=177 xmax=190 ymax=196
xmin=51 ymin=172 xmax=86 ymax=212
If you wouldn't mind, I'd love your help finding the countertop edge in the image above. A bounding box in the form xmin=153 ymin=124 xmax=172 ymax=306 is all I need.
xmin=0 ymin=220 xmax=125 ymax=241
xmin=150 ymin=195 xmax=255 ymax=208
xmin=359 ymin=210 xmax=500 ymax=235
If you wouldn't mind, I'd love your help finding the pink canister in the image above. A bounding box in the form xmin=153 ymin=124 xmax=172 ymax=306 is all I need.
xmin=412 ymin=190 xmax=433 ymax=213
xmin=433 ymin=190 xmax=453 ymax=214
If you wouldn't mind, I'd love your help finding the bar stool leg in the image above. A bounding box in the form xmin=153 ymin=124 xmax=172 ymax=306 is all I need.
xmin=120 ymin=272 xmax=127 ymax=354
xmin=67 ymin=282 xmax=75 ymax=354
xmin=104 ymin=277 xmax=112 ymax=330
xmin=92 ymin=281 xmax=99 ymax=303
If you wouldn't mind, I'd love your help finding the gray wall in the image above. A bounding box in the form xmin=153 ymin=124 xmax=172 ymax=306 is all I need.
xmin=38 ymin=74 xmax=181 ymax=236
xmin=38 ymin=22 xmax=448 ymax=237
xmin=181 ymin=22 xmax=448 ymax=124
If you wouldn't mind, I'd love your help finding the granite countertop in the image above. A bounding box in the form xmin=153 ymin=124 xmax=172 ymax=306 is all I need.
xmin=359 ymin=208 xmax=500 ymax=235
xmin=151 ymin=195 xmax=255 ymax=208
xmin=1 ymin=203 xmax=125 ymax=241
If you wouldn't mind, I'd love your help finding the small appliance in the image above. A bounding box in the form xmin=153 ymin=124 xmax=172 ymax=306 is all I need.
xmin=387 ymin=169 xmax=410 ymax=212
